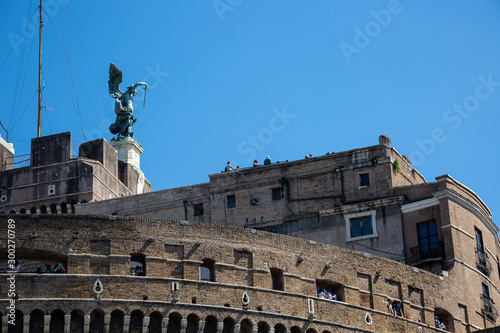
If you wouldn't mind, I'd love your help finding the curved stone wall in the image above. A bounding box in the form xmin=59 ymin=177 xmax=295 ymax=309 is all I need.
xmin=0 ymin=214 xmax=489 ymax=332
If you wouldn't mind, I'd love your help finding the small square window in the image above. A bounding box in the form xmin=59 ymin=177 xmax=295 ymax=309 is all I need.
xmin=272 ymin=188 xmax=282 ymax=201
xmin=194 ymin=204 xmax=204 ymax=216
xmin=227 ymin=195 xmax=236 ymax=209
xmin=360 ymin=173 xmax=370 ymax=187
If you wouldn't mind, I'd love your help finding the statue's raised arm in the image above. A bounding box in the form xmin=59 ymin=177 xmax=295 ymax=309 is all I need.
xmin=108 ymin=63 xmax=148 ymax=142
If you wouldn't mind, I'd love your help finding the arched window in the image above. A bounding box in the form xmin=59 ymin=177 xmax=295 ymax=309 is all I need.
xmin=222 ymin=317 xmax=235 ymax=333
xmin=110 ymin=310 xmax=124 ymax=333
xmin=70 ymin=310 xmax=84 ymax=333
xmin=40 ymin=205 xmax=48 ymax=214
xmin=270 ymin=268 xmax=284 ymax=291
xmin=50 ymin=309 xmax=65 ymax=333
xmin=240 ymin=319 xmax=253 ymax=333
xmin=29 ymin=309 xmax=45 ymax=333
xmin=10 ymin=210 xmax=16 ymax=214
xmin=30 ymin=207 xmax=37 ymax=214
xmin=290 ymin=326 xmax=301 ymax=333
xmin=306 ymin=329 xmax=317 ymax=333
xmin=200 ymin=259 xmax=216 ymax=282
xmin=274 ymin=324 xmax=286 ymax=333
xmin=129 ymin=310 xmax=144 ymax=333
xmin=90 ymin=309 xmax=104 ymax=333
xmin=149 ymin=312 xmax=163 ymax=333
xmin=71 ymin=201 xmax=77 ymax=214
xmin=61 ymin=203 xmax=68 ymax=214
xmin=186 ymin=314 xmax=199 ymax=333
xmin=130 ymin=253 xmax=146 ymax=276
xmin=8 ymin=310 xmax=23 ymax=333
xmin=19 ymin=208 xmax=26 ymax=214
xmin=167 ymin=313 xmax=182 ymax=333
xmin=203 ymin=316 xmax=218 ymax=333
xmin=257 ymin=321 xmax=270 ymax=333
xmin=50 ymin=204 xmax=57 ymax=214
xmin=434 ymin=308 xmax=454 ymax=332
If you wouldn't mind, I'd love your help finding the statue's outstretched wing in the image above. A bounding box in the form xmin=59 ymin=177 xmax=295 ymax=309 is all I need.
xmin=108 ymin=63 xmax=123 ymax=98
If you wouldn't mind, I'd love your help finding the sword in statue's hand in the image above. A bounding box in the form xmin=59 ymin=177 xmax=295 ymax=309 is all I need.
xmin=143 ymin=83 xmax=149 ymax=108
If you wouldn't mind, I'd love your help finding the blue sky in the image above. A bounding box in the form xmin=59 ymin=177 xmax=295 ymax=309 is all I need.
xmin=1 ymin=1 xmax=499 ymax=225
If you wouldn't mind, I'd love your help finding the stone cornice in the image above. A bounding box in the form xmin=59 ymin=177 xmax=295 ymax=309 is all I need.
xmin=320 ymin=196 xmax=405 ymax=216
xmin=401 ymin=197 xmax=439 ymax=214
xmin=433 ymin=189 xmax=498 ymax=234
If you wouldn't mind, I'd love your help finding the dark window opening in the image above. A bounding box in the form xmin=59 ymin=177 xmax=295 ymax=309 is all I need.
xmin=227 ymin=195 xmax=236 ymax=209
xmin=417 ymin=221 xmax=439 ymax=258
xmin=350 ymin=216 xmax=373 ymax=238
xmin=194 ymin=204 xmax=204 ymax=216
xmin=270 ymin=267 xmax=284 ymax=291
xmin=131 ymin=253 xmax=146 ymax=276
xmin=200 ymin=258 xmax=216 ymax=282
xmin=272 ymin=188 xmax=282 ymax=201
xmin=316 ymin=279 xmax=344 ymax=301
xmin=129 ymin=311 xmax=144 ymax=333
xmin=359 ymin=173 xmax=370 ymax=187
xmin=476 ymin=228 xmax=485 ymax=260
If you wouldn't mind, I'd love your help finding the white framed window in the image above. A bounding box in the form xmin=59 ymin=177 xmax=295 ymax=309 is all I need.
xmin=344 ymin=210 xmax=378 ymax=242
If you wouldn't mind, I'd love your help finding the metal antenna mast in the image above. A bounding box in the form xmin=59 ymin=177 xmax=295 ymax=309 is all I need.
xmin=37 ymin=0 xmax=43 ymax=137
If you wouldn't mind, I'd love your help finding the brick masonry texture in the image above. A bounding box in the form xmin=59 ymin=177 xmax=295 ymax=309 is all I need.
xmin=0 ymin=213 xmax=496 ymax=332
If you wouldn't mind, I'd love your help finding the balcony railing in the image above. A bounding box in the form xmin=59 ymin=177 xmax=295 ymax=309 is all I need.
xmin=481 ymin=294 xmax=498 ymax=321
xmin=1 ymin=153 xmax=30 ymax=170
xmin=477 ymin=249 xmax=493 ymax=276
xmin=408 ymin=241 xmax=445 ymax=265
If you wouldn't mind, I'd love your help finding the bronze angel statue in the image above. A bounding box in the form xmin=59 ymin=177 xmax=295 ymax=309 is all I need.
xmin=108 ymin=63 xmax=148 ymax=141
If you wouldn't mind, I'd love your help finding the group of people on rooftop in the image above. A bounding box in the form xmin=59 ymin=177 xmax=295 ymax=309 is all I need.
xmin=225 ymin=152 xmax=336 ymax=172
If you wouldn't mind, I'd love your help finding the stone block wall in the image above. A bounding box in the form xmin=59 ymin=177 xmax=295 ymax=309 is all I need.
xmin=1 ymin=214 xmax=498 ymax=331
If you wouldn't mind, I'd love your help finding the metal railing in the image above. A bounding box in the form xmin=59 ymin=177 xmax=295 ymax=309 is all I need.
xmin=408 ymin=241 xmax=445 ymax=265
xmin=477 ymin=249 xmax=493 ymax=276
xmin=1 ymin=153 xmax=30 ymax=170
xmin=481 ymin=294 xmax=498 ymax=321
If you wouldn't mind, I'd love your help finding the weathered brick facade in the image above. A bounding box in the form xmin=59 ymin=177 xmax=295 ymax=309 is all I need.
xmin=1 ymin=213 xmax=494 ymax=332
xmin=0 ymin=133 xmax=498 ymax=332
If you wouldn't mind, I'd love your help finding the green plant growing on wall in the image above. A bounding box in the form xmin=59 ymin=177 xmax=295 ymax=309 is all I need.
xmin=393 ymin=160 xmax=401 ymax=173
xmin=371 ymin=156 xmax=381 ymax=166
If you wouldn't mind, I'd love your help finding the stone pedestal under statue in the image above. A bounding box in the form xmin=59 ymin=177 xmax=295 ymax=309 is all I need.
xmin=111 ymin=137 xmax=143 ymax=169
xmin=110 ymin=138 xmax=148 ymax=194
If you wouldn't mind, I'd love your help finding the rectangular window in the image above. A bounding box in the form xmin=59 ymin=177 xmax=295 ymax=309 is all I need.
xmin=194 ymin=204 xmax=204 ymax=216
xmin=417 ymin=221 xmax=438 ymax=255
xmin=359 ymin=173 xmax=370 ymax=187
xmin=227 ymin=195 xmax=236 ymax=209
xmin=272 ymin=188 xmax=282 ymax=201
xmin=350 ymin=217 xmax=373 ymax=237
xmin=482 ymin=282 xmax=492 ymax=312
xmin=476 ymin=228 xmax=485 ymax=260
xmin=345 ymin=210 xmax=377 ymax=242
